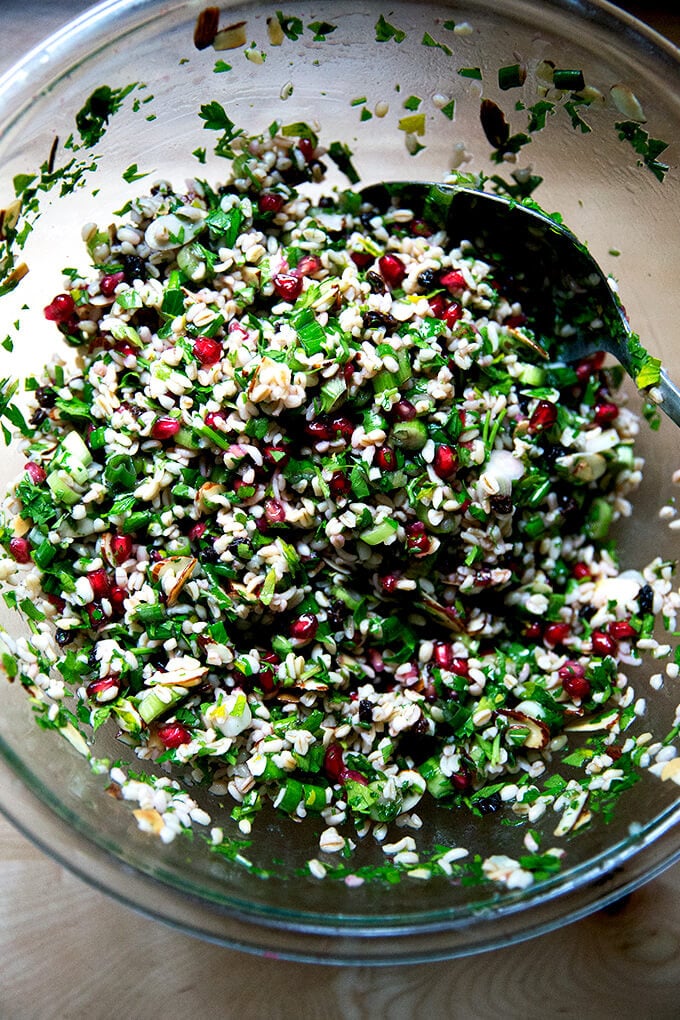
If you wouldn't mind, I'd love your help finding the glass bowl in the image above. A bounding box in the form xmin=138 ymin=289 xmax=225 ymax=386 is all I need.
xmin=0 ymin=0 xmax=679 ymax=964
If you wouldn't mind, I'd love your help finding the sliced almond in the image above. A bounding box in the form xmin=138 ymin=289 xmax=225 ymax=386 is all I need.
xmin=498 ymin=709 xmax=550 ymax=749
xmin=213 ymin=21 xmax=247 ymax=51
xmin=194 ymin=6 xmax=220 ymax=50
xmin=554 ymin=789 xmax=589 ymax=837
xmin=660 ymin=758 xmax=680 ymax=783
xmin=0 ymin=198 xmax=21 ymax=240
xmin=507 ymin=327 xmax=549 ymax=360
xmin=417 ymin=594 xmax=465 ymax=633
xmin=564 ymin=708 xmax=619 ymax=732
xmin=267 ymin=15 xmax=285 ymax=45
xmin=133 ymin=808 xmax=164 ymax=834
xmin=150 ymin=555 xmax=197 ymax=606
xmin=610 ymin=83 xmax=646 ymax=123
xmin=196 ymin=481 xmax=226 ymax=512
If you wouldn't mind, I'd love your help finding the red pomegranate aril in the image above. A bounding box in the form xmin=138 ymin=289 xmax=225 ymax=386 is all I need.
xmin=428 ymin=293 xmax=449 ymax=319
xmin=324 ymin=743 xmax=345 ymax=781
xmin=524 ymin=621 xmax=543 ymax=641
xmin=263 ymin=444 xmax=289 ymax=469
xmin=592 ymin=630 xmax=618 ymax=657
xmin=110 ymin=586 xmax=127 ymax=607
xmin=407 ymin=531 xmax=430 ymax=554
xmin=88 ymin=568 xmax=112 ymax=598
xmin=194 ymin=335 xmax=222 ymax=365
xmin=99 ymin=271 xmax=125 ymax=297
xmin=439 ymin=270 xmax=466 ymax=290
xmin=46 ymin=593 xmax=66 ymax=613
xmin=273 ymin=272 xmax=303 ymax=302
xmin=434 ymin=444 xmax=458 ymax=480
xmin=528 ymin=400 xmax=558 ymax=433
xmin=350 ymin=251 xmax=374 ymax=269
xmin=410 ymin=218 xmax=432 ymax=237
xmin=290 ymin=613 xmax=318 ymax=642
xmin=451 ymin=769 xmax=472 ymax=794
xmin=264 ymin=498 xmax=286 ymax=523
xmin=608 ymin=619 xmax=636 ymax=640
xmin=297 ymin=138 xmax=315 ymax=162
xmin=258 ymin=191 xmax=285 ymax=214
xmin=343 ymin=360 xmax=357 ymax=383
xmin=558 ymin=660 xmax=586 ymax=681
xmin=562 ymin=671 xmax=591 ymax=700
xmin=85 ymin=602 xmax=105 ymax=628
xmin=157 ymin=722 xmax=192 ymax=748
xmin=450 ymin=657 xmax=470 ymax=677
xmin=188 ymin=521 xmax=207 ymax=542
xmin=594 ymin=402 xmax=619 ymax=425
xmin=115 ymin=340 xmax=137 ymax=358
xmin=329 ymin=472 xmax=350 ymax=498
xmin=394 ymin=399 xmax=417 ymax=421
xmin=339 ymin=767 xmax=369 ymax=786
xmin=378 ymin=253 xmax=406 ymax=288
xmin=9 ymin=537 xmax=31 ymax=563
xmin=433 ymin=641 xmax=454 ymax=670
xmin=111 ymin=533 xmax=133 ymax=563
xmin=544 ymin=622 xmax=570 ymax=647
xmin=86 ymin=675 xmax=121 ymax=703
xmin=330 ymin=415 xmax=354 ymax=440
xmin=296 ymin=255 xmax=322 ymax=277
xmin=43 ymin=293 xmax=75 ymax=323
xmin=305 ymin=419 xmax=333 ymax=442
xmin=151 ymin=417 xmax=181 ymax=440
xmin=505 ymin=312 xmax=527 ymax=328
xmin=376 ymin=446 xmax=397 ymax=471
xmin=24 ymin=461 xmax=46 ymax=484
xmin=204 ymin=410 xmax=225 ymax=430
xmin=444 ymin=302 xmax=463 ymax=329
xmin=572 ymin=562 xmax=591 ymax=580
xmin=576 ymin=351 xmax=606 ymax=382
xmin=380 ymin=573 xmax=400 ymax=594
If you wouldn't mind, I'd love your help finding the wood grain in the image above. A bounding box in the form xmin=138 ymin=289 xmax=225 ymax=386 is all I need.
xmin=0 ymin=3 xmax=678 ymax=1019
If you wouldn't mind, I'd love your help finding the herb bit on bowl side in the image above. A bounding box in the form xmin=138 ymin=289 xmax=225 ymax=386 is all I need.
xmin=1 ymin=126 xmax=679 ymax=886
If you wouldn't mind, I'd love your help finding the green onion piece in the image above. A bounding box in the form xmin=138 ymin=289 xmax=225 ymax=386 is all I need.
xmin=33 ymin=540 xmax=57 ymax=570
xmin=360 ymin=518 xmax=399 ymax=546
xmin=390 ymin=418 xmax=428 ymax=451
xmin=104 ymin=453 xmax=137 ymax=491
xmin=553 ymin=69 xmax=585 ymax=92
xmin=498 ymin=64 xmax=526 ymax=91
xmin=585 ymin=497 xmax=613 ymax=540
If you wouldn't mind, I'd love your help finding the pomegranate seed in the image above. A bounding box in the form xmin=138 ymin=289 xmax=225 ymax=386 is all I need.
xmin=297 ymin=138 xmax=315 ymax=162
xmin=9 ymin=537 xmax=31 ymax=563
xmin=330 ymin=415 xmax=354 ymax=440
xmin=100 ymin=271 xmax=125 ymax=297
xmin=592 ymin=630 xmax=617 ymax=657
xmin=343 ymin=360 xmax=357 ymax=383
xmin=188 ymin=521 xmax=207 ymax=542
xmin=393 ymin=399 xmax=417 ymax=421
xmin=273 ymin=272 xmax=303 ymax=302
xmin=407 ymin=531 xmax=430 ymax=555
xmin=85 ymin=602 xmax=105 ymax=628
xmin=87 ymin=568 xmax=112 ymax=598
xmin=575 ymin=351 xmax=606 ymax=382
xmin=451 ymin=769 xmax=472 ymax=794
xmin=258 ymin=191 xmax=285 ymax=214
xmin=296 ymin=255 xmax=322 ymax=277
xmin=376 ymin=446 xmax=397 ymax=471
xmin=290 ymin=613 xmax=318 ymax=642
xmin=151 ymin=417 xmax=181 ymax=440
xmin=264 ymin=498 xmax=286 ymax=523
xmin=562 ymin=671 xmax=591 ymax=700
xmin=410 ymin=218 xmax=432 ymax=237
xmin=86 ymin=674 xmax=121 ymax=703
xmin=380 ymin=573 xmax=400 ymax=594
xmin=263 ymin=444 xmax=289 ymax=469
xmin=558 ymin=660 xmax=586 ymax=681
xmin=43 ymin=293 xmax=75 ymax=323
xmin=608 ymin=620 xmax=636 ymax=640
xmin=434 ymin=444 xmax=458 ymax=480
xmin=329 ymin=472 xmax=350 ymax=498
xmin=440 ymin=270 xmax=466 ymax=290
xmin=114 ymin=340 xmax=137 ymax=358
xmin=324 ymin=743 xmax=345 ymax=780
xmin=378 ymin=254 xmax=406 ymax=289
xmin=111 ymin=533 xmax=133 ymax=563
xmin=524 ymin=621 xmax=542 ymax=640
xmin=450 ymin=657 xmax=470 ymax=677
xmin=305 ymin=419 xmax=333 ymax=442
xmin=193 ymin=335 xmax=222 ymax=365
xmin=594 ymin=402 xmax=619 ymax=425
xmin=351 ymin=251 xmax=374 ymax=269
xmin=572 ymin=562 xmax=591 ymax=580
xmin=433 ymin=641 xmax=453 ymax=670
xmin=544 ymin=622 xmax=570 ymax=646
xmin=428 ymin=293 xmax=449 ymax=318
xmin=257 ymin=651 xmax=280 ymax=693
xmin=339 ymin=767 xmax=369 ymax=786
xmin=204 ymin=410 xmax=226 ymax=429
xmin=24 ymin=461 xmax=46 ymax=484
xmin=157 ymin=722 xmax=192 ymax=748
xmin=528 ymin=399 xmax=558 ymax=433
xmin=444 ymin=302 xmax=463 ymax=329
xmin=46 ymin=593 xmax=66 ymax=613
xmin=109 ymin=586 xmax=127 ymax=609
xmin=505 ymin=312 xmax=527 ymax=328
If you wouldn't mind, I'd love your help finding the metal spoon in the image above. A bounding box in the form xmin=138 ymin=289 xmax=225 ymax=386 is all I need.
xmin=360 ymin=182 xmax=680 ymax=427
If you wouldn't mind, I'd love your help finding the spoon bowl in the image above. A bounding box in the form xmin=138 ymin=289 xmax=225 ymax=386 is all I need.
xmin=361 ymin=182 xmax=680 ymax=426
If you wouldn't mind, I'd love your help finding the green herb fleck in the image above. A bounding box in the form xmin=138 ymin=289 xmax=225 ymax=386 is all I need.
xmin=422 ymin=32 xmax=452 ymax=56
xmin=214 ymin=60 xmax=232 ymax=73
xmin=122 ymin=163 xmax=151 ymax=183
xmin=375 ymin=14 xmax=405 ymax=43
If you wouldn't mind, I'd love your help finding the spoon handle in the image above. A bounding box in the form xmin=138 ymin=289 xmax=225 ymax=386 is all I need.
xmin=653 ymin=369 xmax=680 ymax=428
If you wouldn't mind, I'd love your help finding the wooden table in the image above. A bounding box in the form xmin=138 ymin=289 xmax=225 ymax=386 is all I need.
xmin=1 ymin=4 xmax=679 ymax=1018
